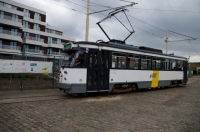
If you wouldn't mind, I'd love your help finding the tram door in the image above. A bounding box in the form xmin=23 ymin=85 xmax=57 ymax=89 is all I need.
xmin=87 ymin=49 xmax=109 ymax=92
xmin=183 ymin=61 xmax=188 ymax=84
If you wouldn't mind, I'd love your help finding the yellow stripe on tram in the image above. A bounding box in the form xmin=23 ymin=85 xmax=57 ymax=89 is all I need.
xmin=151 ymin=70 xmax=160 ymax=88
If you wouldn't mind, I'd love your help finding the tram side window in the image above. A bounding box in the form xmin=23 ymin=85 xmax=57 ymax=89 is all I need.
xmin=112 ymin=52 xmax=126 ymax=68
xmin=176 ymin=61 xmax=183 ymax=71
xmin=128 ymin=54 xmax=139 ymax=69
xmin=141 ymin=56 xmax=151 ymax=70
xmin=162 ymin=59 xmax=169 ymax=70
xmin=75 ymin=52 xmax=84 ymax=67
xmin=171 ymin=60 xmax=178 ymax=70
xmin=152 ymin=58 xmax=161 ymax=70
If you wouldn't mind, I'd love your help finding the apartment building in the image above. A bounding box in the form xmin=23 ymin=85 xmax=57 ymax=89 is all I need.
xmin=0 ymin=0 xmax=75 ymax=61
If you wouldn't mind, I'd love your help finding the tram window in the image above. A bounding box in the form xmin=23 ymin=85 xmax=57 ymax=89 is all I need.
xmin=63 ymin=50 xmax=84 ymax=67
xmin=128 ymin=54 xmax=139 ymax=69
xmin=152 ymin=58 xmax=161 ymax=70
xmin=101 ymin=51 xmax=109 ymax=68
xmin=162 ymin=59 xmax=170 ymax=70
xmin=112 ymin=52 xmax=126 ymax=68
xmin=176 ymin=61 xmax=183 ymax=71
xmin=75 ymin=52 xmax=84 ymax=67
xmin=141 ymin=56 xmax=151 ymax=70
xmin=171 ymin=60 xmax=177 ymax=70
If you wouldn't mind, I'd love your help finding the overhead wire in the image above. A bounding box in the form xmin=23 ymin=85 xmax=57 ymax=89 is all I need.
xmin=78 ymin=0 xmax=200 ymax=55
xmin=65 ymin=0 xmax=164 ymax=38
xmin=80 ymin=0 xmax=200 ymax=14
xmin=128 ymin=8 xmax=200 ymax=14
xmin=39 ymin=0 xmax=163 ymax=38
xmin=41 ymin=0 xmax=199 ymax=55
xmin=79 ymin=0 xmax=198 ymax=41
xmin=40 ymin=0 xmax=86 ymax=14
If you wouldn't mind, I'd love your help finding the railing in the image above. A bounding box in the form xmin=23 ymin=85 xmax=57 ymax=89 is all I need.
xmin=0 ymin=44 xmax=21 ymax=51
xmin=48 ymin=41 xmax=64 ymax=45
xmin=23 ymin=25 xmax=30 ymax=28
xmin=46 ymin=30 xmax=62 ymax=36
xmin=0 ymin=3 xmax=17 ymax=10
xmin=55 ymin=32 xmax=62 ymax=35
xmin=47 ymin=51 xmax=64 ymax=56
xmin=25 ymin=49 xmax=44 ymax=54
xmin=0 ymin=14 xmax=22 ymax=23
xmin=25 ymin=36 xmax=44 ymax=42
xmin=0 ymin=30 xmax=21 ymax=36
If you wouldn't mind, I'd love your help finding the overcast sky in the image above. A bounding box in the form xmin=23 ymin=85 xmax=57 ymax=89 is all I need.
xmin=13 ymin=0 xmax=200 ymax=62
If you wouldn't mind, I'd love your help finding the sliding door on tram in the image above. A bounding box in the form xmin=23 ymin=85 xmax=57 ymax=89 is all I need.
xmin=87 ymin=49 xmax=109 ymax=92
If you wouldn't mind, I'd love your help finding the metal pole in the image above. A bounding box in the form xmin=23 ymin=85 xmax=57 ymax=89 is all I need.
xmin=20 ymin=51 xmax=25 ymax=91
xmin=166 ymin=29 xmax=168 ymax=54
xmin=85 ymin=0 xmax=90 ymax=41
xmin=52 ymin=56 xmax=55 ymax=89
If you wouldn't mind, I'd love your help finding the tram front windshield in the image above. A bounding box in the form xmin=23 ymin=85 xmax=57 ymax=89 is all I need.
xmin=63 ymin=50 xmax=83 ymax=67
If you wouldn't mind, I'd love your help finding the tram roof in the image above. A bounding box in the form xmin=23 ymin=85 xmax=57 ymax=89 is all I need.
xmin=73 ymin=41 xmax=187 ymax=60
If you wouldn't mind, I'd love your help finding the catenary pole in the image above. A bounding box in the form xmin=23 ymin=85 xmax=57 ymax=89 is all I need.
xmin=85 ymin=0 xmax=90 ymax=41
xmin=166 ymin=29 xmax=168 ymax=54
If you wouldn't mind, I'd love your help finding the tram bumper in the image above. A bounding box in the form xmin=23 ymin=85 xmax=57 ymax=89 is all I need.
xmin=57 ymin=83 xmax=71 ymax=91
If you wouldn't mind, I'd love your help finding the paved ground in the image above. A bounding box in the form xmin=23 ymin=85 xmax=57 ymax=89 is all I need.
xmin=0 ymin=76 xmax=200 ymax=132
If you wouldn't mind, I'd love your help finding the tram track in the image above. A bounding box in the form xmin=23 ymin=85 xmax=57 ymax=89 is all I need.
xmin=0 ymin=94 xmax=72 ymax=104
xmin=1 ymin=77 xmax=198 ymax=104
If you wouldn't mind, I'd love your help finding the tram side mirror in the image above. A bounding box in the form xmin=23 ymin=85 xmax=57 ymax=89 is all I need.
xmin=86 ymin=48 xmax=89 ymax=53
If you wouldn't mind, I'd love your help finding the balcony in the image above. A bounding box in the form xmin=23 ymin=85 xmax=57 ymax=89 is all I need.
xmin=0 ymin=4 xmax=23 ymax=16
xmin=0 ymin=44 xmax=21 ymax=53
xmin=48 ymin=40 xmax=64 ymax=49
xmin=46 ymin=30 xmax=62 ymax=36
xmin=24 ymin=48 xmax=44 ymax=54
xmin=0 ymin=30 xmax=22 ymax=42
xmin=47 ymin=51 xmax=64 ymax=56
xmin=23 ymin=36 xmax=46 ymax=47
xmin=0 ymin=15 xmax=22 ymax=28
xmin=23 ymin=16 xmax=46 ymax=26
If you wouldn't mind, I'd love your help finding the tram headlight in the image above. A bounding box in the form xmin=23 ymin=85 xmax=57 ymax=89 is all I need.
xmin=64 ymin=71 xmax=68 ymax=74
xmin=64 ymin=77 xmax=67 ymax=80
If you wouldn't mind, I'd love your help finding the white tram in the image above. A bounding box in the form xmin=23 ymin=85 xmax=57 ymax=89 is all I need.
xmin=57 ymin=41 xmax=188 ymax=94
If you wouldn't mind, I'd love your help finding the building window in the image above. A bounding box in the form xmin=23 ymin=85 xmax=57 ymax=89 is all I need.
xmin=11 ymin=29 xmax=18 ymax=36
xmin=34 ymin=13 xmax=41 ymax=20
xmin=48 ymin=37 xmax=52 ymax=43
xmin=35 ymin=46 xmax=40 ymax=51
xmin=47 ymin=48 xmax=52 ymax=54
xmin=0 ymin=40 xmax=2 ymax=48
xmin=57 ymin=39 xmax=61 ymax=44
xmin=0 ymin=26 xmax=3 ymax=33
xmin=23 ymin=21 xmax=29 ymax=28
xmin=10 ymin=42 xmax=17 ymax=50
xmin=23 ymin=45 xmax=29 ymax=52
xmin=24 ymin=9 xmax=30 ymax=17
xmin=12 ymin=14 xmax=18 ymax=22
xmin=112 ymin=52 xmax=126 ymax=68
xmin=0 ymin=11 xmax=4 ymax=18
xmin=24 ymin=32 xmax=30 ymax=38
xmin=34 ymin=24 xmax=40 ymax=31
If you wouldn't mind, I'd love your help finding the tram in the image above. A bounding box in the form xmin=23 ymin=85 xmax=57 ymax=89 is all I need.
xmin=57 ymin=41 xmax=188 ymax=94
xmin=57 ymin=4 xmax=188 ymax=94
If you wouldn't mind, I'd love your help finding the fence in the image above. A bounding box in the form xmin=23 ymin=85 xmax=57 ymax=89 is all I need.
xmin=0 ymin=54 xmax=65 ymax=91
